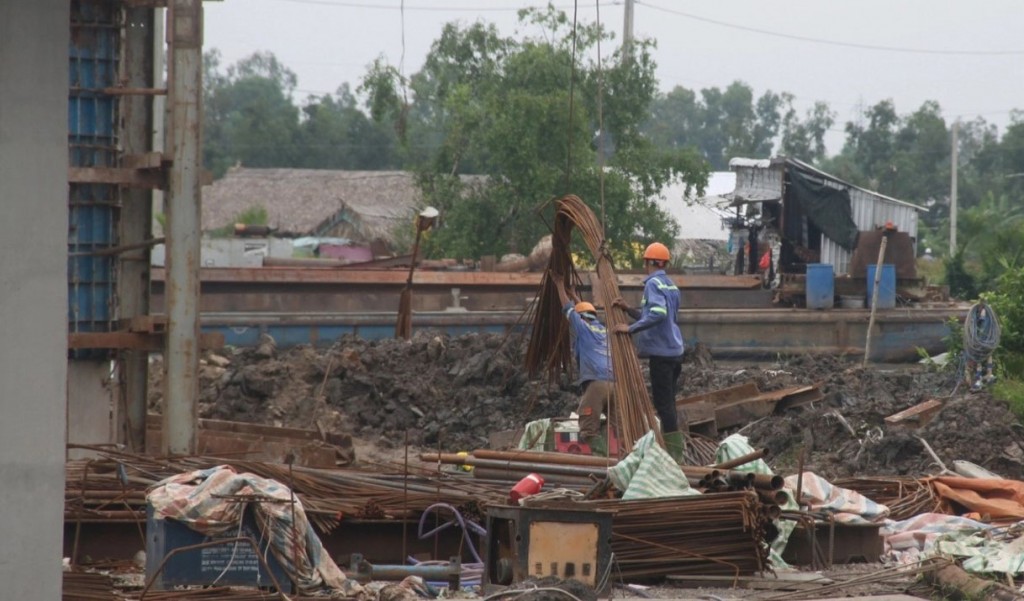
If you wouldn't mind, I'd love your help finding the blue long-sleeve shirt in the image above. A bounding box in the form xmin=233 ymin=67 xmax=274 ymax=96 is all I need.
xmin=627 ymin=270 xmax=684 ymax=358
xmin=562 ymin=301 xmax=613 ymax=385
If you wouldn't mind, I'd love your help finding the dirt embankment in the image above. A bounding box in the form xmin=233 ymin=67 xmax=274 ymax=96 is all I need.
xmin=149 ymin=333 xmax=1024 ymax=478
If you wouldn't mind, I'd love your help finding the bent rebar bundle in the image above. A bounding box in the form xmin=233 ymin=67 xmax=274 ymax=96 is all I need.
xmin=525 ymin=194 xmax=663 ymax=453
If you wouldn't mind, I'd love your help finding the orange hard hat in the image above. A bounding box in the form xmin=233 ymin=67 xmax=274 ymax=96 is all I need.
xmin=643 ymin=242 xmax=671 ymax=262
xmin=575 ymin=301 xmax=597 ymax=315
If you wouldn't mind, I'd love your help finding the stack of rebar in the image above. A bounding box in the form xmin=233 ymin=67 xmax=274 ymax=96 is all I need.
xmin=423 ymin=450 xmax=785 ymax=499
xmin=526 ymin=194 xmax=663 ymax=454
xmin=65 ymin=449 xmax=511 ymax=532
xmin=62 ymin=571 xmax=116 ymax=601
xmin=582 ymin=491 xmax=770 ymax=578
xmin=833 ymin=476 xmax=940 ymax=520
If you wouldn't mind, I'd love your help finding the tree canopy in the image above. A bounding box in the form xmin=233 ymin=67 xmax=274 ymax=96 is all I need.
xmin=201 ymin=19 xmax=1023 ymax=279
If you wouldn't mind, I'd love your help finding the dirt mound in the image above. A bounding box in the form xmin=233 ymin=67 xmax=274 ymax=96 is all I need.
xmin=702 ymin=356 xmax=1024 ymax=480
xmin=149 ymin=334 xmax=1024 ymax=479
xmin=149 ymin=331 xmax=577 ymax=452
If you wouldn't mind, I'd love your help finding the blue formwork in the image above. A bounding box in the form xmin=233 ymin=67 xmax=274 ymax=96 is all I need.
xmin=69 ymin=0 xmax=120 ymax=357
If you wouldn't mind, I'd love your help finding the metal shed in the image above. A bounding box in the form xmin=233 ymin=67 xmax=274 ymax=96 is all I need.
xmin=726 ymin=157 xmax=925 ymax=275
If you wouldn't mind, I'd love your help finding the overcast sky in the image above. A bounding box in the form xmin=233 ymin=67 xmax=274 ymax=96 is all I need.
xmin=204 ymin=0 xmax=1023 ymax=154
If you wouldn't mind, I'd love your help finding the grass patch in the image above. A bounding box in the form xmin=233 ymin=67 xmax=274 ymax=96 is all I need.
xmin=993 ymin=377 xmax=1024 ymax=420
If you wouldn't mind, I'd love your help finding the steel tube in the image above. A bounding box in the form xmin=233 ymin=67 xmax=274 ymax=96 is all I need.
xmin=162 ymin=0 xmax=203 ymax=454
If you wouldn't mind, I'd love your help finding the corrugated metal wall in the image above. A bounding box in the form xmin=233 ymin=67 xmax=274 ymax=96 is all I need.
xmin=820 ymin=185 xmax=919 ymax=275
xmin=68 ymin=0 xmax=120 ymax=357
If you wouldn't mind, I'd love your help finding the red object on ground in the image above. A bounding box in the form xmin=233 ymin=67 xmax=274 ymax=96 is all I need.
xmin=554 ymin=428 xmax=619 ymax=456
xmin=509 ymin=473 xmax=544 ymax=504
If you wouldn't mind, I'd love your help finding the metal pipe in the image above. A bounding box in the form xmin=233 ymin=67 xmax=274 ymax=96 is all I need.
xmin=162 ymin=0 xmax=202 ymax=454
xmin=713 ymin=448 xmax=768 ymax=470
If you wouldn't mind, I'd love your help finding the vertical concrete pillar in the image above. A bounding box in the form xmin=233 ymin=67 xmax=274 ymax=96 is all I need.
xmin=0 ymin=1 xmax=70 ymax=598
xmin=162 ymin=0 xmax=203 ymax=454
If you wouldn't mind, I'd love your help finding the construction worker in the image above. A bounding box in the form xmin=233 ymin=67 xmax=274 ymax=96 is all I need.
xmin=554 ymin=279 xmax=614 ymax=456
xmin=612 ymin=242 xmax=687 ymax=462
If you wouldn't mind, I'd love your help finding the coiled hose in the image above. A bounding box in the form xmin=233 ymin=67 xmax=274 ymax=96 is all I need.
xmin=407 ymin=503 xmax=485 ymax=588
xmin=964 ymin=301 xmax=1001 ymax=362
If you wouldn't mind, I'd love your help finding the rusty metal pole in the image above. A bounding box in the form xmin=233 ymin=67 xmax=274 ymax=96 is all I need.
xmin=119 ymin=4 xmax=157 ymax=452
xmin=162 ymin=0 xmax=202 ymax=455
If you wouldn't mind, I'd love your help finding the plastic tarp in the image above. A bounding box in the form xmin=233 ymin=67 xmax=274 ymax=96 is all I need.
xmin=786 ymin=167 xmax=859 ymax=251
xmin=785 ymin=472 xmax=890 ymax=525
xmin=516 ymin=418 xmax=552 ymax=451
xmin=883 ymin=513 xmax=993 ymax=564
xmin=607 ymin=430 xmax=699 ymax=500
xmin=931 ymin=477 xmax=1024 ymax=520
xmin=147 ymin=465 xmax=360 ymax=594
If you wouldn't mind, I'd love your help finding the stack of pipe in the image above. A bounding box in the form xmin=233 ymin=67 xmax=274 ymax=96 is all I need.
xmin=525 ymin=195 xmax=663 ymax=454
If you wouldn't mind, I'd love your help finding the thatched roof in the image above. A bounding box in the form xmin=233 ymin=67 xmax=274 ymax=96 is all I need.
xmin=201 ymin=168 xmax=423 ymax=242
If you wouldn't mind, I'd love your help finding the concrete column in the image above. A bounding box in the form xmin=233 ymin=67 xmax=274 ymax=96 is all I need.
xmin=162 ymin=0 xmax=203 ymax=454
xmin=0 ymin=1 xmax=70 ymax=598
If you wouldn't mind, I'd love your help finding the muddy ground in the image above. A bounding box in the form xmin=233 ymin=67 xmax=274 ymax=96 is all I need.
xmin=149 ymin=332 xmax=1024 ymax=479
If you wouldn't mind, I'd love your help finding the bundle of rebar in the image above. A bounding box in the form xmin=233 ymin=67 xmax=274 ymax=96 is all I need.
xmin=62 ymin=571 xmax=115 ymax=601
xmin=832 ymin=476 xmax=940 ymax=520
xmin=581 ymin=491 xmax=770 ymax=579
xmin=422 ymin=450 xmax=784 ymax=495
xmin=525 ymin=194 xmax=663 ymax=454
xmin=65 ymin=449 xmax=511 ymax=533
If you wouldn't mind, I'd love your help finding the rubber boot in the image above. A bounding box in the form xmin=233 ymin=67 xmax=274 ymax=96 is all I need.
xmin=664 ymin=431 xmax=687 ymax=463
xmin=587 ymin=434 xmax=609 ymax=458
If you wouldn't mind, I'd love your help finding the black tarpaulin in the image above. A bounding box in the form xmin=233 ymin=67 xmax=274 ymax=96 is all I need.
xmin=786 ymin=168 xmax=859 ymax=251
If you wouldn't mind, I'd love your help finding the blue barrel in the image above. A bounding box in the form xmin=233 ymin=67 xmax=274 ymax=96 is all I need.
xmin=867 ymin=264 xmax=897 ymax=309
xmin=805 ymin=263 xmax=835 ymax=309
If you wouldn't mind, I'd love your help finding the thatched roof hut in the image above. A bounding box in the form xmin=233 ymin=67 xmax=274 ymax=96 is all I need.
xmin=201 ymin=168 xmax=424 ymax=244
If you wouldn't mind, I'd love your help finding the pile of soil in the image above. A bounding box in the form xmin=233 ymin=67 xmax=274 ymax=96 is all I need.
xmin=149 ymin=331 xmax=578 ymax=451
xmin=149 ymin=332 xmax=1024 ymax=479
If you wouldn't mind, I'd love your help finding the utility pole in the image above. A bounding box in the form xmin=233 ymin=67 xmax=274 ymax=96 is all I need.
xmin=622 ymin=0 xmax=635 ymax=63
xmin=950 ymin=120 xmax=958 ymax=255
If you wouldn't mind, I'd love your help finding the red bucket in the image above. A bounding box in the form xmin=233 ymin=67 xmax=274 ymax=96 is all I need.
xmin=509 ymin=473 xmax=544 ymax=504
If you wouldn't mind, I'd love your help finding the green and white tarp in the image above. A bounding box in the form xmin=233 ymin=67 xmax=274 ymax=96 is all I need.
xmin=607 ymin=430 xmax=699 ymax=500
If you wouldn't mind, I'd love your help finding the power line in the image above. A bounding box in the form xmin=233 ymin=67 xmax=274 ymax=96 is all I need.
xmin=268 ymin=0 xmax=614 ymax=11
xmin=637 ymin=1 xmax=1024 ymax=56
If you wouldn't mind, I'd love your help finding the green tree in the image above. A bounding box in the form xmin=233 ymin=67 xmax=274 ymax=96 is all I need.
xmin=644 ymin=81 xmax=786 ymax=169
xmin=779 ymin=97 xmax=835 ymax=163
xmin=363 ymin=7 xmax=708 ymax=261
xmin=297 ymin=84 xmax=401 ymax=170
xmin=203 ymin=50 xmax=301 ymax=178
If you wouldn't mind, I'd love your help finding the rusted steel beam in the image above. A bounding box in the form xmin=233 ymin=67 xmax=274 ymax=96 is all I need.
xmin=68 ymin=331 xmax=223 ymax=350
xmin=150 ymin=267 xmax=763 ymax=289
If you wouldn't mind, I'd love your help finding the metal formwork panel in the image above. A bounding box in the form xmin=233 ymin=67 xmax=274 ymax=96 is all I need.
xmin=69 ymin=0 xmax=121 ymax=356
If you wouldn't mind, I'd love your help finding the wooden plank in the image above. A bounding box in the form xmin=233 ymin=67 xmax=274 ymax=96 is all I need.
xmin=122 ymin=152 xmax=165 ymax=169
xmin=68 ymin=166 xmax=165 ymax=189
xmin=885 ymin=399 xmax=943 ymax=428
xmin=677 ymin=381 xmax=761 ymax=406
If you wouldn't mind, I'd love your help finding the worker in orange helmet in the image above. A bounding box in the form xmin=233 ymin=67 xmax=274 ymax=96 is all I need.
xmin=613 ymin=242 xmax=687 ymax=462
xmin=553 ymin=279 xmax=614 ymax=456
